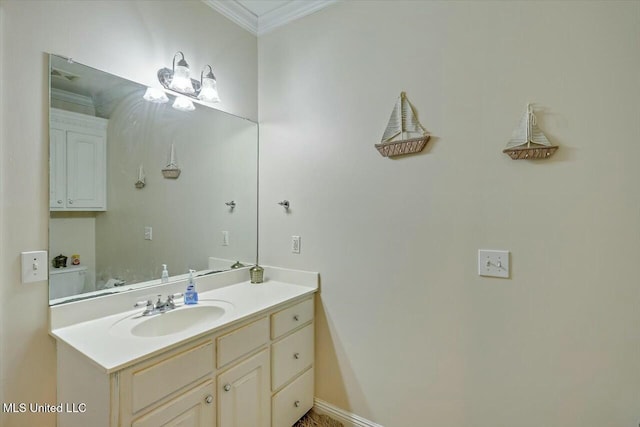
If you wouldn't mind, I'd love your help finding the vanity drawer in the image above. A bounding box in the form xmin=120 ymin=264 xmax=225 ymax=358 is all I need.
xmin=272 ymin=367 xmax=314 ymax=427
xmin=271 ymin=297 xmax=314 ymax=339
xmin=217 ymin=316 xmax=269 ymax=368
xmin=271 ymin=323 xmax=314 ymax=391
xmin=130 ymin=341 xmax=214 ymax=414
xmin=132 ymin=380 xmax=215 ymax=427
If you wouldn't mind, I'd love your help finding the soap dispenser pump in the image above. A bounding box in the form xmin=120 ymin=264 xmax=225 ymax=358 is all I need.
xmin=161 ymin=264 xmax=169 ymax=283
xmin=184 ymin=269 xmax=198 ymax=305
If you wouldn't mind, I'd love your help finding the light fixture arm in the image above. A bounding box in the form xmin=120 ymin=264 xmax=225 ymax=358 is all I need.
xmin=173 ymin=51 xmax=188 ymax=71
xmin=201 ymin=64 xmax=216 ymax=84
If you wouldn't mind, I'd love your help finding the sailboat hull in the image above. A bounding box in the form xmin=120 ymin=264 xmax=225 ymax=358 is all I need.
xmin=503 ymin=145 xmax=558 ymax=160
xmin=161 ymin=168 xmax=181 ymax=178
xmin=375 ymin=135 xmax=430 ymax=158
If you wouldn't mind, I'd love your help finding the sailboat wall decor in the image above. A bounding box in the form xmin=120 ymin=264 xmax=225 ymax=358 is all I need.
xmin=503 ymin=103 xmax=558 ymax=160
xmin=375 ymin=92 xmax=430 ymax=158
xmin=162 ymin=143 xmax=181 ymax=179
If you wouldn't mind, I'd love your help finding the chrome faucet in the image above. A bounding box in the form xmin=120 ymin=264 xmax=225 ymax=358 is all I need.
xmin=134 ymin=293 xmax=183 ymax=316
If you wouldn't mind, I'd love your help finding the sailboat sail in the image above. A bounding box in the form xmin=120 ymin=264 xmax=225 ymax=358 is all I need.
xmin=382 ymin=100 xmax=402 ymax=142
xmin=506 ymin=104 xmax=551 ymax=148
xmin=503 ymin=103 xmax=558 ymax=159
xmin=381 ymin=93 xmax=427 ymax=143
xmin=376 ymin=92 xmax=430 ymax=158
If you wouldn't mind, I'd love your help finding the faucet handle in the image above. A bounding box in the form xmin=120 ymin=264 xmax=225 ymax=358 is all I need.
xmin=166 ymin=293 xmax=183 ymax=308
xmin=134 ymin=299 xmax=153 ymax=308
xmin=134 ymin=299 xmax=155 ymax=316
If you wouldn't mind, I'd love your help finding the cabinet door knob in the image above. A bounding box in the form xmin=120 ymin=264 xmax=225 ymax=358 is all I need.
xmin=223 ymin=383 xmax=231 ymax=392
xmin=68 ymin=199 xmax=73 ymax=204
xmin=57 ymin=200 xmax=63 ymax=204
xmin=205 ymin=395 xmax=213 ymax=404
xmin=293 ymin=315 xmax=299 ymax=321
xmin=294 ymin=400 xmax=300 ymax=407
xmin=293 ymin=352 xmax=300 ymax=359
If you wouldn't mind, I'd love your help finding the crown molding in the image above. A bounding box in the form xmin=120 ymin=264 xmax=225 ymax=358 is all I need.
xmin=203 ymin=0 xmax=337 ymax=36
xmin=51 ymin=88 xmax=95 ymax=108
xmin=203 ymin=0 xmax=258 ymax=35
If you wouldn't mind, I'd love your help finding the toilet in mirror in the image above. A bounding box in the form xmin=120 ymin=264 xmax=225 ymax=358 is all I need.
xmin=48 ymin=54 xmax=258 ymax=305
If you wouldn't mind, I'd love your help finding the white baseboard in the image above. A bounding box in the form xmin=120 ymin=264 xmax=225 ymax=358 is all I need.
xmin=313 ymin=398 xmax=384 ymax=427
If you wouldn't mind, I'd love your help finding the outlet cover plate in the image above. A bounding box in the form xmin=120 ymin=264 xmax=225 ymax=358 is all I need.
xmin=478 ymin=250 xmax=510 ymax=278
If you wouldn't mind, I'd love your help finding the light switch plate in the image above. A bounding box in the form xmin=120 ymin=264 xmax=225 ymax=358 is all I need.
xmin=21 ymin=250 xmax=48 ymax=283
xmin=478 ymin=250 xmax=510 ymax=278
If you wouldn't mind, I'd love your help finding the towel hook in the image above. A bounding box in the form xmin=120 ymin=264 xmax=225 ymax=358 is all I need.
xmin=225 ymin=201 xmax=236 ymax=209
xmin=278 ymin=200 xmax=290 ymax=210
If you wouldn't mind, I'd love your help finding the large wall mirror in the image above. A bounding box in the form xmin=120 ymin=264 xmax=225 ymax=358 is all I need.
xmin=48 ymin=54 xmax=258 ymax=305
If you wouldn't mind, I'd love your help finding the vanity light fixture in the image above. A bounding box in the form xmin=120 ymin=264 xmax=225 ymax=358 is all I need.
xmin=198 ymin=65 xmax=220 ymax=103
xmin=143 ymin=87 xmax=169 ymax=104
xmin=172 ymin=95 xmax=196 ymax=112
xmin=156 ymin=52 xmax=220 ymax=105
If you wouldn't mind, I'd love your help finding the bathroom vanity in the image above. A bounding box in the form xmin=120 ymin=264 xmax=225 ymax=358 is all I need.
xmin=50 ymin=267 xmax=317 ymax=427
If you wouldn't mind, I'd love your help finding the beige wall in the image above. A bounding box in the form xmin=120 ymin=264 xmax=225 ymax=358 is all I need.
xmin=258 ymin=1 xmax=640 ymax=426
xmin=0 ymin=1 xmax=256 ymax=425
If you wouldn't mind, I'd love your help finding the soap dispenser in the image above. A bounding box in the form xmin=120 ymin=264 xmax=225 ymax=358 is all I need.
xmin=161 ymin=264 xmax=169 ymax=283
xmin=184 ymin=269 xmax=198 ymax=305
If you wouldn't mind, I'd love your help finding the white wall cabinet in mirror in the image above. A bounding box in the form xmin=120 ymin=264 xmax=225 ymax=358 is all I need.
xmin=50 ymin=108 xmax=107 ymax=211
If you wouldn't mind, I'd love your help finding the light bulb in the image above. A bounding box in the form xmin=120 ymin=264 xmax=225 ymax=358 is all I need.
xmin=198 ymin=77 xmax=220 ymax=103
xmin=143 ymin=87 xmax=169 ymax=103
xmin=172 ymin=96 xmax=195 ymax=112
xmin=170 ymin=64 xmax=195 ymax=94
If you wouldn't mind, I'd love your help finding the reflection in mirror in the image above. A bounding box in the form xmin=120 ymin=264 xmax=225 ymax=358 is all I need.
xmin=48 ymin=54 xmax=258 ymax=305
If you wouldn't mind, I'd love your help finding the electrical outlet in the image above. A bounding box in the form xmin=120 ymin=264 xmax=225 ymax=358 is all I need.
xmin=478 ymin=250 xmax=510 ymax=278
xmin=21 ymin=250 xmax=48 ymax=283
xmin=144 ymin=226 xmax=152 ymax=240
xmin=222 ymin=231 xmax=229 ymax=246
xmin=291 ymin=235 xmax=301 ymax=254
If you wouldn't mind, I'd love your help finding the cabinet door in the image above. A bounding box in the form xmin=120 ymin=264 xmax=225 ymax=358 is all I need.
xmin=50 ymin=128 xmax=66 ymax=209
xmin=218 ymin=349 xmax=270 ymax=427
xmin=66 ymin=131 xmax=106 ymax=209
xmin=132 ymin=380 xmax=215 ymax=427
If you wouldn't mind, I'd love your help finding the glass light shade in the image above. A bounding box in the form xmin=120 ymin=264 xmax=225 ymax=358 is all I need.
xmin=143 ymin=87 xmax=169 ymax=103
xmin=172 ymin=96 xmax=195 ymax=112
xmin=170 ymin=65 xmax=195 ymax=94
xmin=198 ymin=77 xmax=220 ymax=103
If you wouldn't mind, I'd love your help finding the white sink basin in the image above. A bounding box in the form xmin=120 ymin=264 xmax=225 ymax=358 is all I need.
xmin=110 ymin=300 xmax=234 ymax=338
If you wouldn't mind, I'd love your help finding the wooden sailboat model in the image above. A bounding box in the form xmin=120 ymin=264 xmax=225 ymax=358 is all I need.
xmin=375 ymin=92 xmax=430 ymax=158
xmin=134 ymin=164 xmax=146 ymax=188
xmin=162 ymin=143 xmax=181 ymax=179
xmin=503 ymin=103 xmax=558 ymax=160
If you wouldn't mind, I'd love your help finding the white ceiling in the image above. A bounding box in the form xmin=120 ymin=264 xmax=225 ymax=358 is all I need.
xmin=203 ymin=0 xmax=337 ymax=36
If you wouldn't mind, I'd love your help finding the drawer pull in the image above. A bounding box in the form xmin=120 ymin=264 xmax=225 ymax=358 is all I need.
xmin=294 ymin=400 xmax=300 ymax=407
xmin=223 ymin=383 xmax=231 ymax=392
xmin=293 ymin=315 xmax=300 ymax=321
xmin=293 ymin=352 xmax=300 ymax=359
xmin=205 ymin=395 xmax=213 ymax=404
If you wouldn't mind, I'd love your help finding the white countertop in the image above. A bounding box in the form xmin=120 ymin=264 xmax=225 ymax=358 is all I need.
xmin=50 ymin=267 xmax=318 ymax=373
